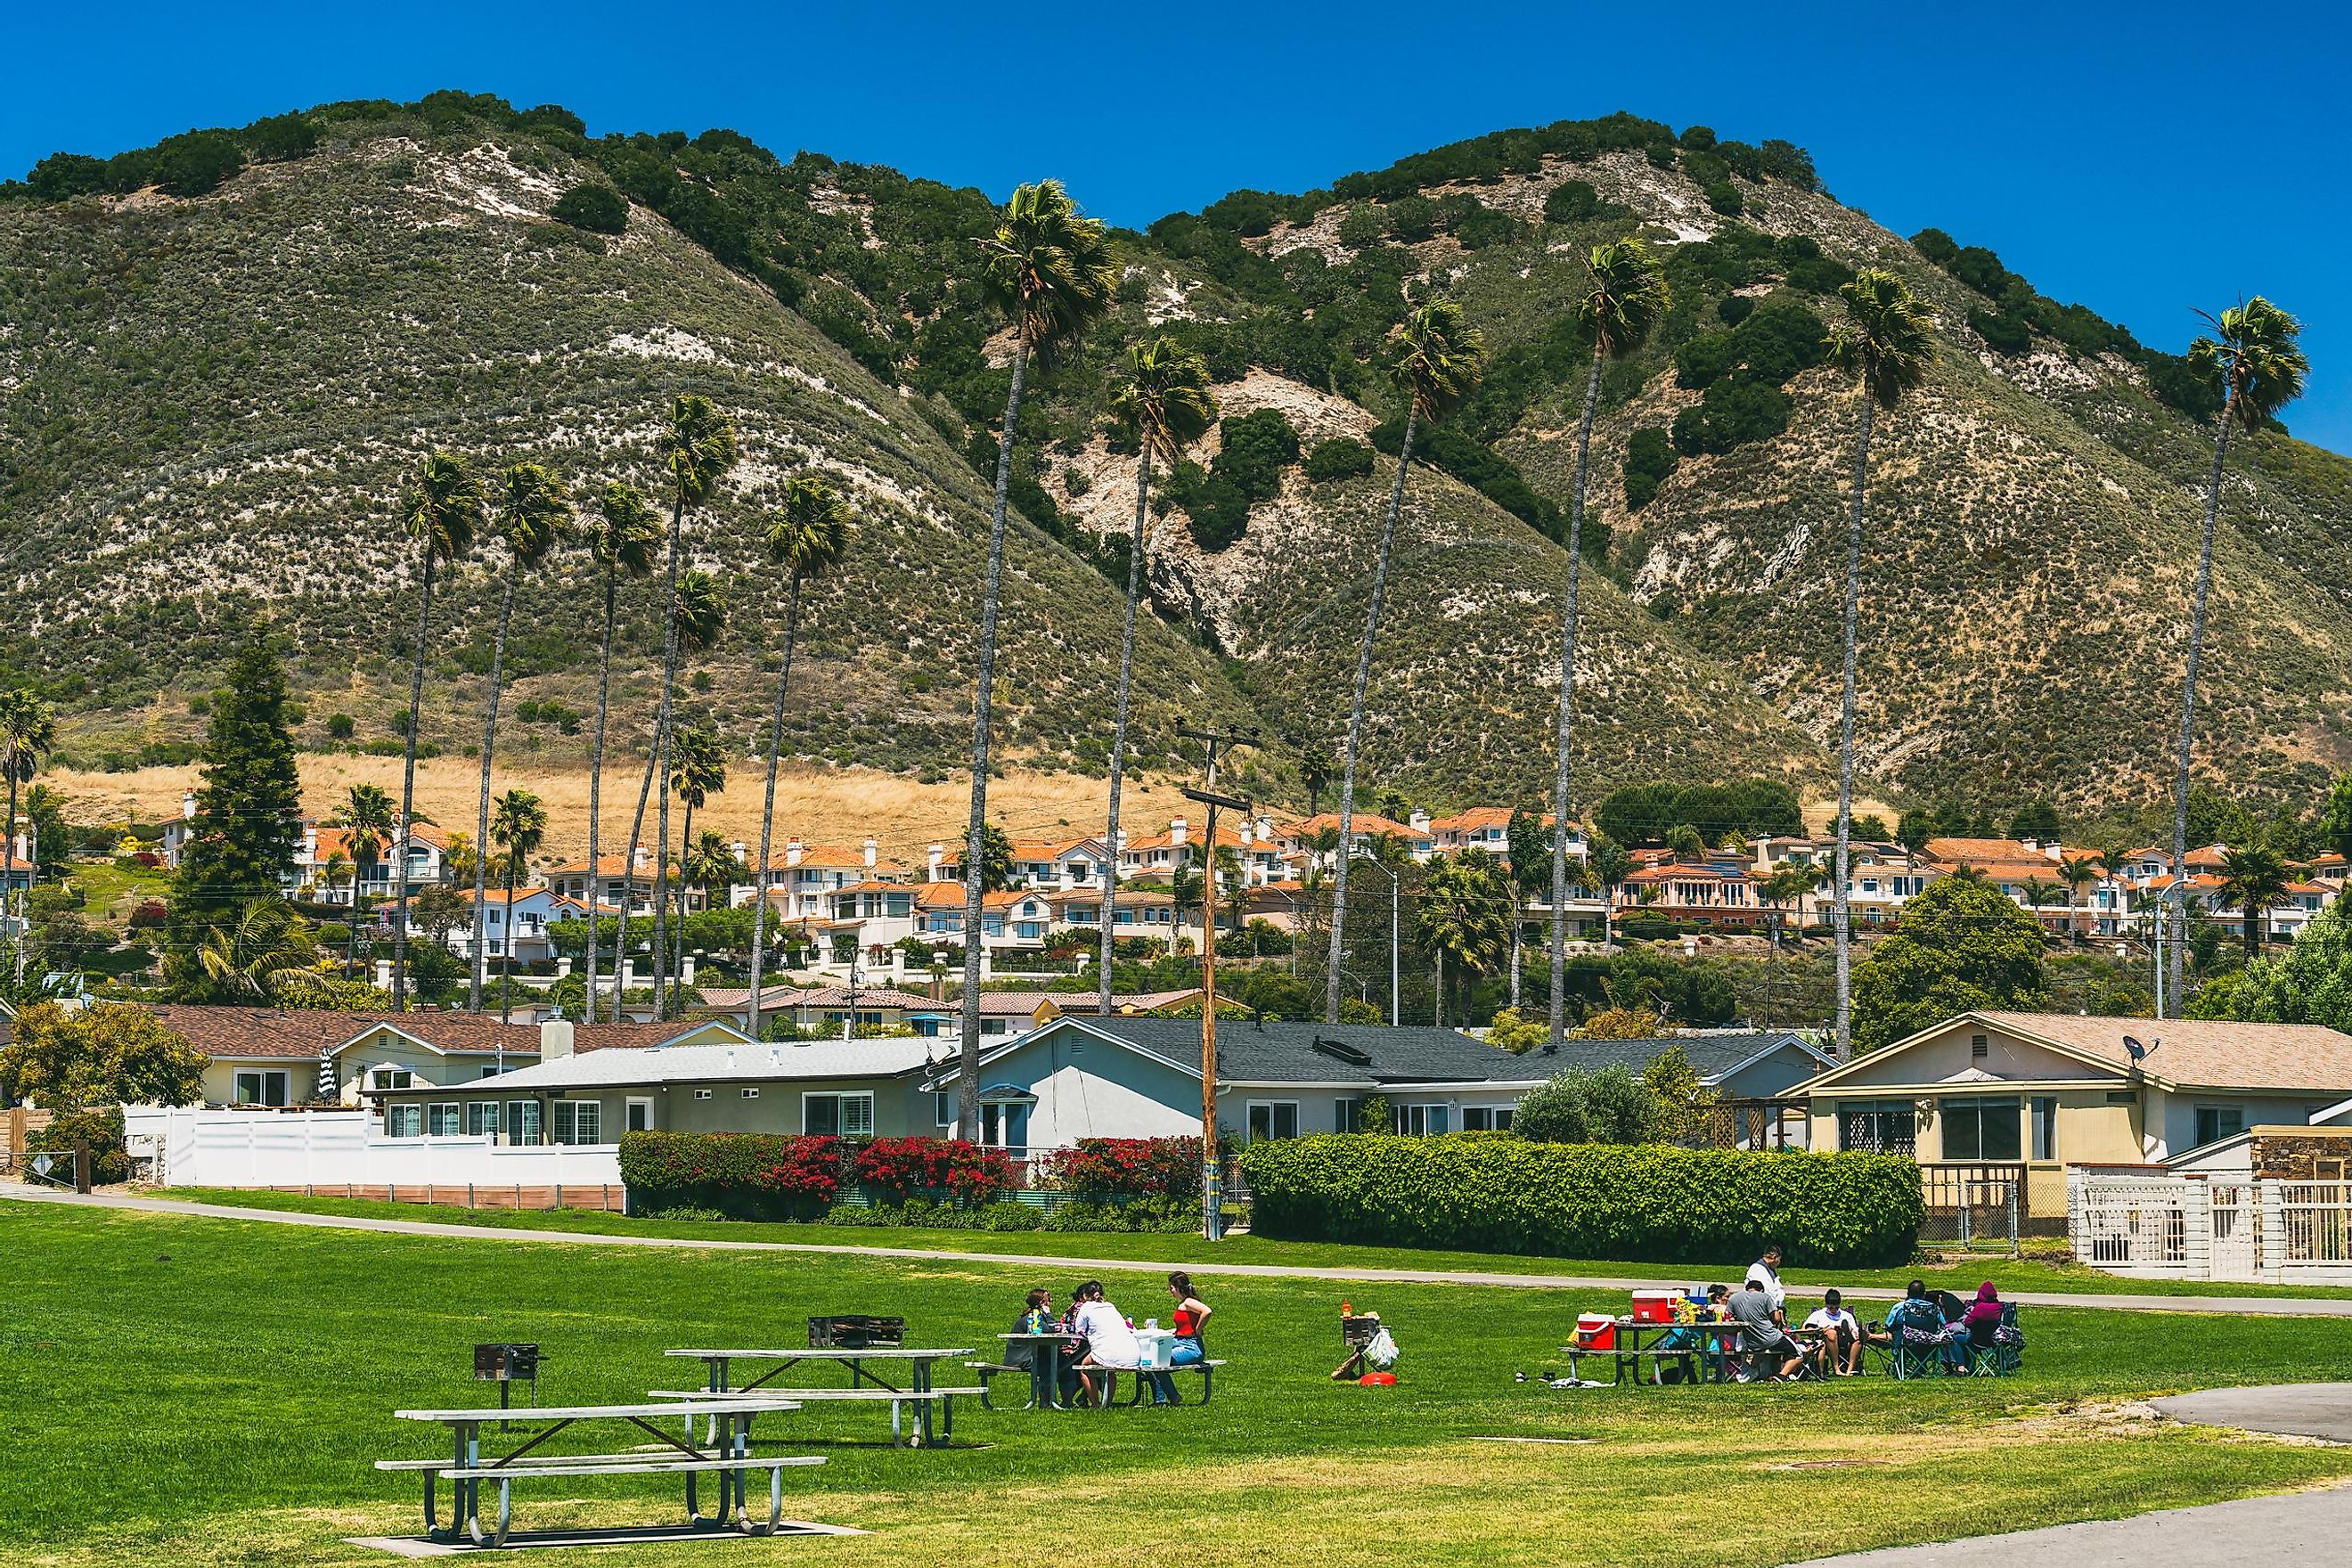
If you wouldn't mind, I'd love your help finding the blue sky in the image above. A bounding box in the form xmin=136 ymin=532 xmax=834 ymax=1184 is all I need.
xmin=7 ymin=2 xmax=2348 ymax=452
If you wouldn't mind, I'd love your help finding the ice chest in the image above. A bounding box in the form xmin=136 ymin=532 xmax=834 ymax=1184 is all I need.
xmin=1630 ymin=1291 xmax=1680 ymax=1324
xmin=1574 ymin=1313 xmax=1617 ymax=1351
xmin=1132 ymin=1329 xmax=1176 ymax=1370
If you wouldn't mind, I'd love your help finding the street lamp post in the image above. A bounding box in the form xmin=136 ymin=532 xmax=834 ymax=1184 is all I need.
xmin=1355 ymin=856 xmax=1401 ymax=1027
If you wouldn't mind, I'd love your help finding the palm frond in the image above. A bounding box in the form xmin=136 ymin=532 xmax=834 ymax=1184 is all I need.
xmin=768 ymin=473 xmax=858 ymax=577
xmin=1827 ymin=269 xmax=1936 ymax=409
xmin=973 ymin=179 xmax=1120 ymax=366
xmin=1579 ymin=238 xmax=1672 ymax=360
xmin=1390 ymin=298 xmax=1486 ymax=426
xmin=1111 ymin=336 xmax=1219 ymax=470
xmin=658 ymin=394 xmax=739 ymax=507
xmin=404 ymin=451 xmax=486 ymax=562
xmin=595 ymin=482 xmax=664 ymax=576
xmin=672 ymin=569 xmax=727 ymax=653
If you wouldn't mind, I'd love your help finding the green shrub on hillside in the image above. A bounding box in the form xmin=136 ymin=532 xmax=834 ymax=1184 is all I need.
xmin=1237 ymin=1136 xmax=1925 ymax=1265
xmin=1621 ymin=428 xmax=1678 ymax=510
xmin=1672 ymin=380 xmax=1792 ymax=455
xmin=1703 ymin=181 xmax=1744 ymax=216
xmin=1969 ymin=307 xmax=2034 ymax=355
xmin=1304 ymin=437 xmax=1377 ymax=483
xmin=551 ymin=183 xmax=628 ymax=233
xmin=1174 ymin=408 xmax=1302 ymax=551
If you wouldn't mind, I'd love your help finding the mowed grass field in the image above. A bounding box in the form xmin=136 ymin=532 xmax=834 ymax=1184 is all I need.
xmin=4 ymin=1203 xmax=2350 ymax=1568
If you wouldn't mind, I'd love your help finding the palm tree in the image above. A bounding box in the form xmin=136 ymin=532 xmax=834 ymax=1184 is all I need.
xmin=748 ymin=474 xmax=857 ymax=1029
xmin=1588 ymin=837 xmax=1634 ymax=950
xmin=2217 ymin=844 xmax=2291 ymax=961
xmin=1418 ymin=849 xmax=1510 ymax=1027
xmin=583 ymin=482 xmax=662 ymax=1023
xmin=638 ymin=565 xmax=728 ymax=1017
xmin=1824 ymin=269 xmax=1935 ymax=1058
xmin=683 ymin=829 xmax=746 ymax=916
xmin=488 ymin=788 xmax=548 ymax=1025
xmin=1548 ymin=238 xmax=1670 ymax=1049
xmin=0 ymin=687 xmax=57 ymax=979
xmin=2059 ymin=853 xmax=2102 ymax=942
xmin=1102 ymin=337 xmax=1216 ymax=1015
xmin=648 ymin=396 xmax=738 ymax=1024
xmin=2024 ymin=879 xmax=2068 ymax=934
xmin=392 ymin=452 xmax=485 ymax=1011
xmin=334 ymin=783 xmax=394 ymax=982
xmin=1759 ymin=862 xmax=1816 ymax=948
xmin=1326 ymin=298 xmax=1484 ymax=1024
xmin=1298 ymin=747 xmax=1336 ymax=820
xmin=666 ymin=724 xmax=726 ymax=1015
xmin=958 ymin=178 xmax=1118 ymax=1133
xmin=2167 ymin=298 xmax=2308 ymax=1012
xmin=198 ymin=898 xmax=318 ymax=1000
xmin=470 ymin=464 xmax=572 ymax=1013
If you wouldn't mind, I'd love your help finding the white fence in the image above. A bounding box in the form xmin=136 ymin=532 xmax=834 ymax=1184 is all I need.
xmin=123 ymin=1107 xmax=621 ymax=1204
xmin=2068 ymin=1172 xmax=2352 ymax=1285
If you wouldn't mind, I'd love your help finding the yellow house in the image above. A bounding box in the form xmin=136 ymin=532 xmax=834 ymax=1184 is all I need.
xmin=1805 ymin=1011 xmax=2352 ymax=1221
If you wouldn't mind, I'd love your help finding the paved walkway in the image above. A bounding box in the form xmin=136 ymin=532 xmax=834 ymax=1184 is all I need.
xmin=2154 ymin=1382 xmax=2352 ymax=1443
xmin=1785 ymin=1484 xmax=2352 ymax=1564
xmin=13 ymin=1186 xmax=2352 ymax=1316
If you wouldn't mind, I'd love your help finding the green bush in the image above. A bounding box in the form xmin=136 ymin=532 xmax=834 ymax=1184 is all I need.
xmin=1969 ymin=307 xmax=2034 ymax=355
xmin=1542 ymin=181 xmax=1615 ymax=225
xmin=1304 ymin=437 xmax=1377 ymax=483
xmin=1703 ymin=182 xmax=1744 ymax=217
xmin=1238 ymin=1136 xmax=1923 ymax=1265
xmin=551 ymin=183 xmax=629 ymax=234
xmin=1672 ymin=379 xmax=1793 ymax=455
xmin=618 ymin=1131 xmax=845 ymax=1220
xmin=1621 ymin=428 xmax=1678 ymax=510
xmin=28 ymin=1107 xmax=131 ymax=1185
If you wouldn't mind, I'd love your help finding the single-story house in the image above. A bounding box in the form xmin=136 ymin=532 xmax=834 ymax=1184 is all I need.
xmin=372 ymin=1016 xmax=1541 ymax=1159
xmin=1802 ymin=1010 xmax=2352 ymax=1220
xmin=1513 ymin=1030 xmax=1833 ymax=1146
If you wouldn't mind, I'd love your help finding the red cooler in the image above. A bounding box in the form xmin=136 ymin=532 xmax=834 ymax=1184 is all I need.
xmin=1630 ymin=1291 xmax=1679 ymax=1324
xmin=1575 ymin=1313 xmax=1618 ymax=1350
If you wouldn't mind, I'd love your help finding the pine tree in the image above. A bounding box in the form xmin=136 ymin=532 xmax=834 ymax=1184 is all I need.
xmin=167 ymin=632 xmax=302 ymax=999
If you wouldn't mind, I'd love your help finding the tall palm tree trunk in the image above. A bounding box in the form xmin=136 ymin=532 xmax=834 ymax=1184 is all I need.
xmin=674 ymin=796 xmax=697 ymax=997
xmin=469 ymin=578 xmax=517 ymax=1012
xmin=1508 ymin=906 xmax=1523 ymax=1010
xmin=2169 ymin=395 xmax=2235 ymax=1017
xmin=500 ymin=853 xmax=521 ymax=1027
xmin=1833 ymin=396 xmax=1876 ymax=1058
xmin=1326 ymin=408 xmax=1417 ymax=1023
xmin=612 ymin=744 xmax=660 ymax=1018
xmin=2 ymin=772 xmax=18 ymax=979
xmin=344 ymin=884 xmax=363 ymax=980
xmin=392 ymin=555 xmax=437 ymax=1012
xmin=584 ymin=566 xmax=617 ymax=1024
xmin=747 ymin=575 xmax=807 ymax=1034
xmin=959 ymin=337 xmax=1030 ymax=1135
xmin=650 ymin=494 xmax=688 ymax=1021
xmin=1548 ymin=345 xmax=1604 ymax=1048
xmin=1099 ymin=452 xmax=1152 ymax=1015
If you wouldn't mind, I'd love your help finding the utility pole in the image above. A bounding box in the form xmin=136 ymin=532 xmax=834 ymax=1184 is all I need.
xmin=1180 ymin=724 xmax=1256 ymax=1243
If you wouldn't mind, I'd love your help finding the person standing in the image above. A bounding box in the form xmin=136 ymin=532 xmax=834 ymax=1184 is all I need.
xmin=1745 ymin=1244 xmax=1787 ymax=1315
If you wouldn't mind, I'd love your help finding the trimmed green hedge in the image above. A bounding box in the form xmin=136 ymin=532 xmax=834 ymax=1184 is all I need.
xmin=1237 ymin=1136 xmax=1923 ymax=1266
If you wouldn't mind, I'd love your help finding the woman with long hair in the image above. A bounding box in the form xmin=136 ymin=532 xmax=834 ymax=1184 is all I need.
xmin=1147 ymin=1270 xmax=1213 ymax=1406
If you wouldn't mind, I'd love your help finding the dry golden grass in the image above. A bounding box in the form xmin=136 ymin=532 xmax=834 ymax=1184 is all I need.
xmin=47 ymin=758 xmax=1185 ymax=863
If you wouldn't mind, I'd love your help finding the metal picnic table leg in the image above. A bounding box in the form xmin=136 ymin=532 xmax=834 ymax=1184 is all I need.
xmin=916 ymin=1357 xmax=937 ymax=1445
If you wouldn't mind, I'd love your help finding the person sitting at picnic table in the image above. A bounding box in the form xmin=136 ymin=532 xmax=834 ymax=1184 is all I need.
xmin=1057 ymin=1285 xmax=1092 ymax=1403
xmin=1725 ymin=1278 xmax=1805 ymax=1381
xmin=1070 ymin=1280 xmax=1141 ymax=1405
xmin=1745 ymin=1244 xmax=1786 ymax=1315
xmin=1702 ymin=1283 xmax=1732 ymax=1319
xmin=1005 ymin=1287 xmax=1056 ymax=1373
xmin=1144 ymin=1271 xmax=1213 ymax=1407
xmin=1801 ymin=1289 xmax=1864 ymax=1376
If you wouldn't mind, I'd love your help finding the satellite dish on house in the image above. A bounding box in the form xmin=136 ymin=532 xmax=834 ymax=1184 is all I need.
xmin=2122 ymin=1035 xmax=2146 ymax=1062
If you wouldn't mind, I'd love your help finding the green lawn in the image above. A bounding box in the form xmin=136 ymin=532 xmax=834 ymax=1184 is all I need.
xmin=165 ymin=1186 xmax=2352 ymax=1301
xmin=6 ymin=1197 xmax=2350 ymax=1568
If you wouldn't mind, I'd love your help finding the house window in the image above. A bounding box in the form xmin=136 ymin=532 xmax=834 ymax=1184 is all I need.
xmin=742 ymin=1087 xmax=761 ymax=1100
xmin=979 ymin=1100 xmax=1030 ymax=1153
xmin=467 ymin=1101 xmax=499 ymax=1136
xmin=1397 ymin=1104 xmax=1450 ymax=1137
xmin=552 ymin=1101 xmax=601 ymax=1145
xmin=694 ymin=1088 xmax=715 ymax=1100
xmin=1334 ymin=1098 xmax=1364 ymax=1134
xmin=936 ymin=1093 xmax=956 ymax=1128
xmin=625 ymin=1098 xmax=654 ymax=1133
xmin=503 ymin=1101 xmax=542 ymax=1145
xmin=372 ymin=1066 xmax=415 ymax=1091
xmin=233 ymin=1069 xmax=290 ymax=1107
xmin=2193 ymin=1105 xmax=2245 ymax=1148
xmin=2031 ymin=1097 xmax=2058 ymax=1161
xmin=1245 ymin=1102 xmax=1300 ymax=1142
xmin=1838 ymin=1100 xmax=1916 ymax=1155
xmin=386 ymin=1104 xmax=423 ymax=1137
xmin=481 ymin=1066 xmax=502 ymax=1079
xmin=428 ymin=1103 xmax=462 ymax=1137
xmin=1940 ymin=1097 xmax=2023 ymax=1161
xmin=1461 ymin=1107 xmax=1514 ymax=1131
xmin=804 ymin=1091 xmax=875 ymax=1137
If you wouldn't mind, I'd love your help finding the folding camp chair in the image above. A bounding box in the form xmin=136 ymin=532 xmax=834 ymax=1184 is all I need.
xmin=1968 ymin=1303 xmax=2023 ymax=1377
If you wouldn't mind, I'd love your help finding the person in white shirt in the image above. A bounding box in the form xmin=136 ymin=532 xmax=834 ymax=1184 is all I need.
xmin=1801 ymin=1288 xmax=1864 ymax=1376
xmin=1745 ymin=1245 xmax=1786 ymax=1314
xmin=1069 ymin=1279 xmax=1140 ymax=1404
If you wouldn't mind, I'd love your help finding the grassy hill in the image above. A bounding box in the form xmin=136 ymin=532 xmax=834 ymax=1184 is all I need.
xmin=6 ymin=95 xmax=2348 ymax=821
xmin=0 ymin=102 xmax=1272 ymax=796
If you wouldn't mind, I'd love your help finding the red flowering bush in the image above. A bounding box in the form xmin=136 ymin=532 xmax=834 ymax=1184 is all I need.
xmin=853 ymin=1136 xmax=1017 ymax=1207
xmin=1034 ymin=1137 xmax=1228 ymax=1205
xmin=619 ymin=1131 xmax=845 ymax=1219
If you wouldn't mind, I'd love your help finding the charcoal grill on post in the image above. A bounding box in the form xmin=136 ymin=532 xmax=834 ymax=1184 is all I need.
xmin=806 ymin=1316 xmax=905 ymax=1350
xmin=473 ymin=1343 xmax=543 ymax=1426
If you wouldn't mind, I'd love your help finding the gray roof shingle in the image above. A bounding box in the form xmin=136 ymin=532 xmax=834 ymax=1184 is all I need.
xmin=1055 ymin=1017 xmax=1541 ymax=1086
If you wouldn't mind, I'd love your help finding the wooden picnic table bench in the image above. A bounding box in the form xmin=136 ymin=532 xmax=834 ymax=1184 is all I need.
xmin=388 ymin=1398 xmax=819 ymax=1547
xmin=664 ymin=1347 xmax=976 ymax=1447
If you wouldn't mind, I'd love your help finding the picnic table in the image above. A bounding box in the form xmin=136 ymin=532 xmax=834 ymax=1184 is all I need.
xmin=1565 ymin=1320 xmax=1748 ymax=1386
xmin=662 ymin=1347 xmax=976 ymax=1447
xmin=992 ymin=1330 xmax=1085 ymax=1409
xmin=385 ymin=1398 xmax=819 ymax=1547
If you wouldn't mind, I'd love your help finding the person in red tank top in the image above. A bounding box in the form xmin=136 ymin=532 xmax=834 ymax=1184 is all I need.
xmin=1146 ymin=1270 xmax=1213 ymax=1406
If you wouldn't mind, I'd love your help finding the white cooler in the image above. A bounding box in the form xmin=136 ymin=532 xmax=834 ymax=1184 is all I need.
xmin=1131 ymin=1328 xmax=1176 ymax=1370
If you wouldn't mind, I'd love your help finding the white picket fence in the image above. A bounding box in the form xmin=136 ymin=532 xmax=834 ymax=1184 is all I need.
xmin=2067 ymin=1172 xmax=2352 ymax=1285
xmin=122 ymin=1107 xmax=621 ymax=1203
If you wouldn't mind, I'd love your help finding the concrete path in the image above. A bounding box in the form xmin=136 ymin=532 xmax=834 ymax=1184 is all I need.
xmin=1784 ymin=1484 xmax=2352 ymax=1564
xmin=2154 ymin=1382 xmax=2352 ymax=1443
xmin=13 ymin=1186 xmax=2352 ymax=1316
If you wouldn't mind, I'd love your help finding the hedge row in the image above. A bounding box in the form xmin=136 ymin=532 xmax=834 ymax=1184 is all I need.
xmin=1237 ymin=1136 xmax=1923 ymax=1266
xmin=1031 ymin=1136 xmax=1221 ymax=1204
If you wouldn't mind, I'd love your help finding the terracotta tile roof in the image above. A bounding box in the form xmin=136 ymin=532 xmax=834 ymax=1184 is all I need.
xmin=698 ymin=985 xmax=943 ymax=1012
xmin=542 ymin=854 xmax=654 ymax=878
xmin=754 ymin=844 xmax=878 ymax=871
xmin=1283 ymin=812 xmax=1431 ymax=842
xmin=1426 ymin=806 xmax=1515 ymax=834
xmin=1977 ymin=1010 xmax=2352 ymax=1093
xmin=1923 ymin=837 xmax=2055 ymax=867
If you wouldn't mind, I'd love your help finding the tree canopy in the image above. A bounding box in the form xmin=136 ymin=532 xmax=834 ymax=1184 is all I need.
xmin=1850 ymin=877 xmax=2049 ymax=1052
